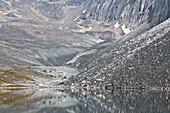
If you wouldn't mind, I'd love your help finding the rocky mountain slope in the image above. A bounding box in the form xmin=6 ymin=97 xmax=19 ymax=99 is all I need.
xmin=0 ymin=0 xmax=169 ymax=88
xmin=66 ymin=18 xmax=170 ymax=88
xmin=0 ymin=0 xmax=101 ymax=86
xmin=70 ymin=0 xmax=170 ymax=40
xmin=0 ymin=0 xmax=103 ymax=66
xmin=0 ymin=0 xmax=169 ymax=66
xmin=67 ymin=0 xmax=170 ymax=67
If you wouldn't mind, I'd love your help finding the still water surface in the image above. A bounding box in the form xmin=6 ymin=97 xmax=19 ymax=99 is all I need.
xmin=0 ymin=88 xmax=169 ymax=113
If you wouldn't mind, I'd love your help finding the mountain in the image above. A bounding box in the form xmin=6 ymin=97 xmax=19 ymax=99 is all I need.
xmin=66 ymin=18 xmax=170 ymax=88
xmin=0 ymin=0 xmax=102 ymax=86
xmin=67 ymin=0 xmax=170 ymax=68
xmin=83 ymin=0 xmax=169 ymax=27
xmin=0 ymin=0 xmax=169 ymax=88
xmin=69 ymin=0 xmax=170 ymax=40
xmin=68 ymin=0 xmax=170 ymax=68
xmin=0 ymin=0 xmax=103 ymax=66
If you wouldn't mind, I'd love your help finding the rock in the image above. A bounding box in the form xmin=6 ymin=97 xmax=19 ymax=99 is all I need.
xmin=58 ymin=75 xmax=62 ymax=77
xmin=84 ymin=0 xmax=169 ymax=27
xmin=43 ymin=70 xmax=47 ymax=73
xmin=63 ymin=76 xmax=67 ymax=79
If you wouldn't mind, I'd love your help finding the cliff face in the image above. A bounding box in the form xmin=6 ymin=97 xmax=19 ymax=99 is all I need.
xmin=83 ymin=0 xmax=170 ymax=27
xmin=66 ymin=0 xmax=170 ymax=41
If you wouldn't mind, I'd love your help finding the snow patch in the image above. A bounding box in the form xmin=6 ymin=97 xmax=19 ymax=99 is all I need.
xmin=121 ymin=24 xmax=133 ymax=35
xmin=88 ymin=27 xmax=93 ymax=31
xmin=114 ymin=22 xmax=120 ymax=28
xmin=82 ymin=10 xmax=86 ymax=13
xmin=74 ymin=16 xmax=79 ymax=21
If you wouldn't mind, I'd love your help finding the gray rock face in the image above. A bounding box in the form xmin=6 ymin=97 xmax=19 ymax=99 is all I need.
xmin=68 ymin=18 xmax=170 ymax=88
xmin=83 ymin=0 xmax=170 ymax=27
xmin=63 ymin=0 xmax=170 ymax=88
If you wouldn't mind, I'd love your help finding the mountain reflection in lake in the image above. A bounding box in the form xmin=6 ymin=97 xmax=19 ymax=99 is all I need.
xmin=0 ymin=89 xmax=169 ymax=113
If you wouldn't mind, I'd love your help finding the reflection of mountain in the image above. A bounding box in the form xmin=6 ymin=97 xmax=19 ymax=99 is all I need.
xmin=0 ymin=89 xmax=169 ymax=113
xmin=68 ymin=90 xmax=169 ymax=113
xmin=0 ymin=89 xmax=78 ymax=113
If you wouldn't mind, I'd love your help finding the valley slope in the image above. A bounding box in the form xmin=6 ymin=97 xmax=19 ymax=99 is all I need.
xmin=0 ymin=0 xmax=169 ymax=88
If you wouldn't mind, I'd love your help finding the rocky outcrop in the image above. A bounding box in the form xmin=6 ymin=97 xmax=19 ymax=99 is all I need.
xmin=83 ymin=0 xmax=170 ymax=28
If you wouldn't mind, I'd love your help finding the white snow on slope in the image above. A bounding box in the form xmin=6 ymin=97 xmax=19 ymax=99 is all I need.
xmin=83 ymin=10 xmax=86 ymax=13
xmin=121 ymin=24 xmax=133 ymax=35
xmin=74 ymin=16 xmax=80 ymax=21
xmin=114 ymin=22 xmax=120 ymax=28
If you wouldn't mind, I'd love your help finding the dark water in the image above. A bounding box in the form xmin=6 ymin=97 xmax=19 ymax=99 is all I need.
xmin=0 ymin=88 xmax=169 ymax=113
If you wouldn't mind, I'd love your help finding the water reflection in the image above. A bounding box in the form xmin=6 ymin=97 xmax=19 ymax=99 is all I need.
xmin=0 ymin=88 xmax=169 ymax=113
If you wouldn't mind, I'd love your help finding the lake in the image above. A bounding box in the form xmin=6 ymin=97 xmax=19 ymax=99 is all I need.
xmin=0 ymin=88 xmax=169 ymax=113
